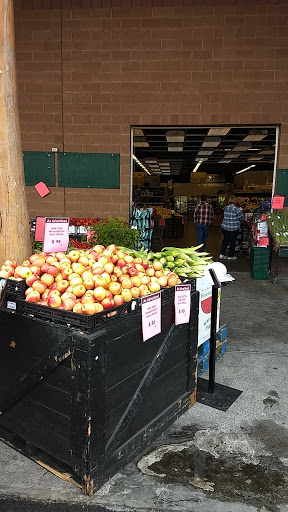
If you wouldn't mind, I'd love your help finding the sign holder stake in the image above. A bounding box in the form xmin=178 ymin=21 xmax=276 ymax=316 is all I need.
xmin=197 ymin=269 xmax=242 ymax=411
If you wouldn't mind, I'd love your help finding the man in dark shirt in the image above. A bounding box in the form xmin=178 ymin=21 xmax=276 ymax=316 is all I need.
xmin=193 ymin=195 xmax=214 ymax=251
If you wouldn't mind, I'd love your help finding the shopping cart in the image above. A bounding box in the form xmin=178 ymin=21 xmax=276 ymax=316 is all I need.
xmin=235 ymin=220 xmax=253 ymax=255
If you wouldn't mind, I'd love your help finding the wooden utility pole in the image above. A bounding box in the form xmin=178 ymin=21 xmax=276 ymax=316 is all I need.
xmin=0 ymin=0 xmax=31 ymax=264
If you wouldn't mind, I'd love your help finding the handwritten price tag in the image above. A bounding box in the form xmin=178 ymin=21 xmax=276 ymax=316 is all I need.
xmin=43 ymin=217 xmax=69 ymax=253
xmin=174 ymin=284 xmax=191 ymax=325
xmin=141 ymin=292 xmax=161 ymax=342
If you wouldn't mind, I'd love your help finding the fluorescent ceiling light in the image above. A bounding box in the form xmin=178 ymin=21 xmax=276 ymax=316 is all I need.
xmin=202 ymin=137 xmax=221 ymax=147
xmin=248 ymin=148 xmax=259 ymax=151
xmin=166 ymin=130 xmax=185 ymax=143
xmin=132 ymin=154 xmax=151 ymax=175
xmin=133 ymin=128 xmax=144 ymax=137
xmin=248 ymin=157 xmax=264 ymax=161
xmin=145 ymin=158 xmax=157 ymax=163
xmin=208 ymin=127 xmax=230 ymax=136
xmin=195 ymin=157 xmax=208 ymax=161
xmin=192 ymin=160 xmax=203 ymax=173
xmin=218 ymin=159 xmax=231 ymax=163
xmin=236 ymin=164 xmax=256 ymax=175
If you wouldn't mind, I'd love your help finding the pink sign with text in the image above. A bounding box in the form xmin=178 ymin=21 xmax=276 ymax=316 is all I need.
xmin=35 ymin=216 xmax=45 ymax=241
xmin=141 ymin=292 xmax=161 ymax=342
xmin=272 ymin=195 xmax=285 ymax=209
xmin=43 ymin=217 xmax=69 ymax=253
xmin=174 ymin=284 xmax=191 ymax=325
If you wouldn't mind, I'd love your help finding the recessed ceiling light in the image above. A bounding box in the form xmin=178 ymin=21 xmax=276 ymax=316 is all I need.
xmin=168 ymin=143 xmax=183 ymax=152
xmin=259 ymin=147 xmax=274 ymax=154
xmin=207 ymin=127 xmax=230 ymax=136
xmin=244 ymin=135 xmax=267 ymax=142
xmin=133 ymin=128 xmax=144 ymax=137
xmin=134 ymin=137 xmax=149 ymax=147
xmin=224 ymin=153 xmax=240 ymax=158
xmin=202 ymin=137 xmax=221 ymax=147
xmin=166 ymin=130 xmax=185 ymax=143
xmin=233 ymin=142 xmax=252 ymax=151
xmin=134 ymin=142 xmax=149 ymax=147
xmin=198 ymin=150 xmax=213 ymax=156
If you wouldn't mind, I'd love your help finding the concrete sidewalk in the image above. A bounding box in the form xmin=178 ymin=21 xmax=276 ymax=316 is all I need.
xmin=1 ymin=273 xmax=288 ymax=512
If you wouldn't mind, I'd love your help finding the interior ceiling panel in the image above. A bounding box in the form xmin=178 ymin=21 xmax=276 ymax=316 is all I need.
xmin=133 ymin=126 xmax=276 ymax=180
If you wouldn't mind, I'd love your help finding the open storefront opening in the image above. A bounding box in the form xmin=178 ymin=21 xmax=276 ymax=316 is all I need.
xmin=131 ymin=125 xmax=278 ymax=268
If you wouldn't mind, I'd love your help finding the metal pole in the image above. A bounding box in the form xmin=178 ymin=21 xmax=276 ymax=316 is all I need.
xmin=208 ymin=285 xmax=218 ymax=394
xmin=208 ymin=269 xmax=221 ymax=394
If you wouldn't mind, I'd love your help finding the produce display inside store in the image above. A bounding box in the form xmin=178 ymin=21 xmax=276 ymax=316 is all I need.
xmin=0 ymin=244 xmax=212 ymax=315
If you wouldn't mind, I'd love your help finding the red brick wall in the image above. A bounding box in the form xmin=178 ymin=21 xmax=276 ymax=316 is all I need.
xmin=14 ymin=0 xmax=288 ymax=219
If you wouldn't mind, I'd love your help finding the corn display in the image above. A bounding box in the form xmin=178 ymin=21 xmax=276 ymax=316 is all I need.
xmin=118 ymin=245 xmax=213 ymax=279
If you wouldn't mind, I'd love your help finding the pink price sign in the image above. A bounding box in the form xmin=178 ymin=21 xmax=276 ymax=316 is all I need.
xmin=43 ymin=217 xmax=70 ymax=253
xmin=141 ymin=292 xmax=161 ymax=342
xmin=272 ymin=195 xmax=285 ymax=209
xmin=174 ymin=284 xmax=191 ymax=325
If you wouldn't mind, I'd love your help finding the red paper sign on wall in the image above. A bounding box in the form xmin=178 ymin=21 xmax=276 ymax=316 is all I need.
xmin=272 ymin=195 xmax=285 ymax=209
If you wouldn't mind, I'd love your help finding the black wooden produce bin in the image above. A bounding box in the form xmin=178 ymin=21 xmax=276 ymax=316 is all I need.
xmin=0 ymin=286 xmax=199 ymax=495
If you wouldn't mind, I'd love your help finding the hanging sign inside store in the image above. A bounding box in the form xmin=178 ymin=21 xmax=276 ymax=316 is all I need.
xmin=43 ymin=217 xmax=69 ymax=253
xmin=206 ymin=174 xmax=225 ymax=183
xmin=272 ymin=195 xmax=285 ymax=209
xmin=190 ymin=172 xmax=207 ymax=184
xmin=174 ymin=284 xmax=191 ymax=325
xmin=141 ymin=292 xmax=161 ymax=342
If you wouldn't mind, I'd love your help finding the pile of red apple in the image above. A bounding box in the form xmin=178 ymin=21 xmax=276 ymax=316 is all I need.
xmin=0 ymin=245 xmax=181 ymax=315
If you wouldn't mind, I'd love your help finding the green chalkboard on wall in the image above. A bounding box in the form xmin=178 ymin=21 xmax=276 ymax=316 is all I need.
xmin=23 ymin=152 xmax=56 ymax=186
xmin=58 ymin=152 xmax=120 ymax=189
xmin=276 ymin=169 xmax=288 ymax=206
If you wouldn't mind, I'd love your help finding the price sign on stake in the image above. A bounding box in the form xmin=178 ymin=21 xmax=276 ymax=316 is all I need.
xmin=43 ymin=217 xmax=69 ymax=253
xmin=141 ymin=292 xmax=161 ymax=342
xmin=174 ymin=284 xmax=191 ymax=325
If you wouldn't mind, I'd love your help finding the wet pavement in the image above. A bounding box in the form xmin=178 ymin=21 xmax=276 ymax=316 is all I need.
xmin=0 ymin=272 xmax=288 ymax=511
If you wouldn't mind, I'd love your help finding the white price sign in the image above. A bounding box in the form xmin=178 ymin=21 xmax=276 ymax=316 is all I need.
xmin=141 ymin=292 xmax=161 ymax=342
xmin=174 ymin=284 xmax=191 ymax=325
xmin=43 ymin=217 xmax=69 ymax=253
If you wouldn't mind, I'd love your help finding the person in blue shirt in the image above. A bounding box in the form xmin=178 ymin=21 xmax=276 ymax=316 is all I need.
xmin=220 ymin=195 xmax=244 ymax=260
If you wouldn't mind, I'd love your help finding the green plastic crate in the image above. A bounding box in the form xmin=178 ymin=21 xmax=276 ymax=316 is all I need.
xmin=250 ymin=246 xmax=270 ymax=266
xmin=250 ymin=269 xmax=268 ymax=280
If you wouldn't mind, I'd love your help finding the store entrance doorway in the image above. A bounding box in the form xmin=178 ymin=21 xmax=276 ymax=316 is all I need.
xmin=130 ymin=125 xmax=278 ymax=270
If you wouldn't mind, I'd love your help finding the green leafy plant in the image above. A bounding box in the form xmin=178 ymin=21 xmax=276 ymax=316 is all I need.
xmin=90 ymin=217 xmax=139 ymax=249
xmin=267 ymin=212 xmax=288 ymax=244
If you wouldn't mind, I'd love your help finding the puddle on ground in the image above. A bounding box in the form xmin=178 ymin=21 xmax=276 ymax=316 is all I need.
xmin=141 ymin=426 xmax=288 ymax=510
